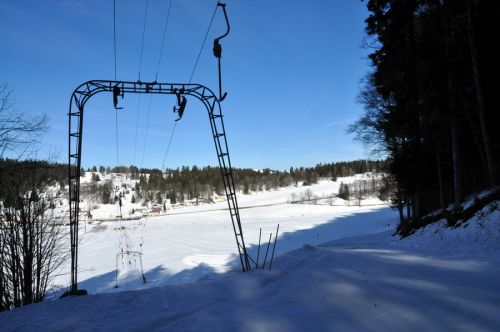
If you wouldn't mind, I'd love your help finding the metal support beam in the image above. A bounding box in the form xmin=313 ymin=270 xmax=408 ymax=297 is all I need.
xmin=66 ymin=80 xmax=250 ymax=295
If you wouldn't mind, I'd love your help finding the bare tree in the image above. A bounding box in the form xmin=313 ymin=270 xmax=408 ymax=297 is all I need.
xmin=0 ymin=189 xmax=66 ymax=311
xmin=0 ymin=83 xmax=62 ymax=311
xmin=81 ymin=183 xmax=99 ymax=213
xmin=0 ymin=83 xmax=48 ymax=160
xmin=303 ymin=189 xmax=314 ymax=204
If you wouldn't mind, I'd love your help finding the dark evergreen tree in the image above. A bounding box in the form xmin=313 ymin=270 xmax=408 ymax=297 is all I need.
xmin=351 ymin=0 xmax=500 ymax=233
xmin=91 ymin=173 xmax=100 ymax=182
xmin=101 ymin=184 xmax=111 ymax=204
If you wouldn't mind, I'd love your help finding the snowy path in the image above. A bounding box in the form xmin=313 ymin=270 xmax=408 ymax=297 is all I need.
xmin=1 ymin=180 xmax=499 ymax=331
xmin=2 ymin=228 xmax=499 ymax=331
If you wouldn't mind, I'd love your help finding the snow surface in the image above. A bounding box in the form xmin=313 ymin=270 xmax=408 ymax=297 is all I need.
xmin=55 ymin=177 xmax=392 ymax=294
xmin=1 ymin=181 xmax=500 ymax=331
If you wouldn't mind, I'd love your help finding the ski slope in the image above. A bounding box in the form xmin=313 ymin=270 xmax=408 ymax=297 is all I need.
xmin=54 ymin=177 xmax=395 ymax=294
xmin=1 ymin=197 xmax=499 ymax=331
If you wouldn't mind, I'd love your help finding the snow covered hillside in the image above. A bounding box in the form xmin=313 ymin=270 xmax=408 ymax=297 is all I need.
xmin=54 ymin=176 xmax=391 ymax=294
xmin=1 ymin=180 xmax=499 ymax=331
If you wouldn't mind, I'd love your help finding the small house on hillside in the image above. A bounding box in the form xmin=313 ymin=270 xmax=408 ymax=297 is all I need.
xmin=150 ymin=205 xmax=161 ymax=214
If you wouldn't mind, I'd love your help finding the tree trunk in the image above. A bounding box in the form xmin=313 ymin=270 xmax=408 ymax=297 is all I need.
xmin=408 ymin=0 xmax=424 ymax=219
xmin=451 ymin=117 xmax=462 ymax=207
xmin=0 ymin=236 xmax=5 ymax=311
xmin=9 ymin=219 xmax=21 ymax=308
xmin=435 ymin=148 xmax=445 ymax=209
xmin=397 ymin=202 xmax=404 ymax=225
xmin=466 ymin=0 xmax=496 ymax=184
xmin=21 ymin=207 xmax=33 ymax=306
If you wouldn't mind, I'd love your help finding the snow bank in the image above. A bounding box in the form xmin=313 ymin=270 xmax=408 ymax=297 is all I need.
xmin=391 ymin=201 xmax=500 ymax=256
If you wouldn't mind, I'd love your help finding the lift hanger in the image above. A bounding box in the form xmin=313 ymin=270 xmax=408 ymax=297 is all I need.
xmin=213 ymin=2 xmax=230 ymax=102
xmin=173 ymin=88 xmax=187 ymax=121
xmin=113 ymin=84 xmax=124 ymax=109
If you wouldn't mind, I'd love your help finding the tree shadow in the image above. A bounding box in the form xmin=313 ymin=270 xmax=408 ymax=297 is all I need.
xmin=76 ymin=263 xmax=222 ymax=295
xmin=74 ymin=207 xmax=397 ymax=293
xmin=237 ymin=206 xmax=397 ymax=270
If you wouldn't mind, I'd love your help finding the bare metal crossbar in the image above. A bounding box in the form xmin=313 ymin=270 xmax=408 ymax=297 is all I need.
xmin=67 ymin=80 xmax=251 ymax=295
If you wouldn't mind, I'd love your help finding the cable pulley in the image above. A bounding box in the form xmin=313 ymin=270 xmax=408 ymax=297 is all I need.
xmin=213 ymin=2 xmax=230 ymax=102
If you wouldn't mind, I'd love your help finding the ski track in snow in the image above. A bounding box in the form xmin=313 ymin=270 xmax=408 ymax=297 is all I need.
xmin=1 ymin=180 xmax=500 ymax=331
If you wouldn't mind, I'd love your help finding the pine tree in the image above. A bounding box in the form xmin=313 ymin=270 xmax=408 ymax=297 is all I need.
xmin=101 ymin=184 xmax=111 ymax=204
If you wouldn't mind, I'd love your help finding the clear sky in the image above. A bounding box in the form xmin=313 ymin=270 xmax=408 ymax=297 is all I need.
xmin=0 ymin=0 xmax=371 ymax=170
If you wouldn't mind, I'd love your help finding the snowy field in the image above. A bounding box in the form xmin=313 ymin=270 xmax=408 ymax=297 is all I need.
xmin=1 ymin=180 xmax=500 ymax=331
xmin=56 ymin=177 xmax=394 ymax=293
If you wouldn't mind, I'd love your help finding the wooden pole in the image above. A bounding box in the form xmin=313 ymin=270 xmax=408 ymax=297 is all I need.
xmin=269 ymin=224 xmax=280 ymax=270
xmin=256 ymin=228 xmax=262 ymax=268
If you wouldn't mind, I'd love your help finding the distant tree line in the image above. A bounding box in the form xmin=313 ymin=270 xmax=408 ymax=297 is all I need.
xmin=0 ymin=159 xmax=67 ymax=192
xmin=1 ymin=157 xmax=387 ymax=209
xmin=6 ymin=159 xmax=386 ymax=207
xmin=82 ymin=160 xmax=386 ymax=205
xmin=351 ymin=0 xmax=499 ymax=233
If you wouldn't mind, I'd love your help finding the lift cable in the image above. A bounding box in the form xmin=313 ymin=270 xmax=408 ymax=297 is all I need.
xmin=137 ymin=0 xmax=150 ymax=82
xmin=188 ymin=4 xmax=218 ymax=84
xmin=160 ymin=121 xmax=177 ymax=172
xmin=133 ymin=95 xmax=142 ymax=165
xmin=133 ymin=0 xmax=150 ymax=165
xmin=155 ymin=0 xmax=174 ymax=82
xmin=113 ymin=0 xmax=120 ymax=166
xmin=147 ymin=2 xmax=220 ymax=254
xmin=113 ymin=0 xmax=117 ymax=81
xmin=138 ymin=0 xmax=175 ymax=257
xmin=115 ymin=109 xmax=120 ymax=165
xmin=140 ymin=0 xmax=175 ymax=167
xmin=160 ymin=2 xmax=219 ymax=171
xmin=140 ymin=95 xmax=153 ymax=167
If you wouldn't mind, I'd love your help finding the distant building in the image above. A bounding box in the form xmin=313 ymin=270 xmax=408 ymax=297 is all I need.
xmin=150 ymin=205 xmax=161 ymax=214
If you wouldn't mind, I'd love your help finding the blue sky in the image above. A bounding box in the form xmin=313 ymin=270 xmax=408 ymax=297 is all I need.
xmin=0 ymin=0 xmax=371 ymax=170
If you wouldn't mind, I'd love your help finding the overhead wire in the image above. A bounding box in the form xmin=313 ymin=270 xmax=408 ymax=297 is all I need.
xmin=160 ymin=2 xmax=219 ymax=172
xmin=138 ymin=0 xmax=175 ymax=252
xmin=154 ymin=0 xmax=174 ymax=82
xmin=133 ymin=95 xmax=142 ymax=165
xmin=188 ymin=4 xmax=218 ymax=84
xmin=113 ymin=0 xmax=117 ymax=82
xmin=131 ymin=0 xmax=151 ymax=260
xmin=140 ymin=95 xmax=154 ymax=167
xmin=133 ymin=0 xmax=150 ymax=165
xmin=137 ymin=0 xmax=150 ymax=82
xmin=160 ymin=121 xmax=177 ymax=172
xmin=112 ymin=0 xmax=128 ymax=279
xmin=138 ymin=2 xmax=220 ymax=252
xmin=113 ymin=0 xmax=119 ymax=166
xmin=115 ymin=109 xmax=119 ymax=165
xmin=141 ymin=0 xmax=174 ymax=167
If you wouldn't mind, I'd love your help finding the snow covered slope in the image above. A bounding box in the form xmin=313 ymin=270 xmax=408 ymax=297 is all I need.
xmin=1 ymin=200 xmax=499 ymax=331
xmin=54 ymin=177 xmax=393 ymax=294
